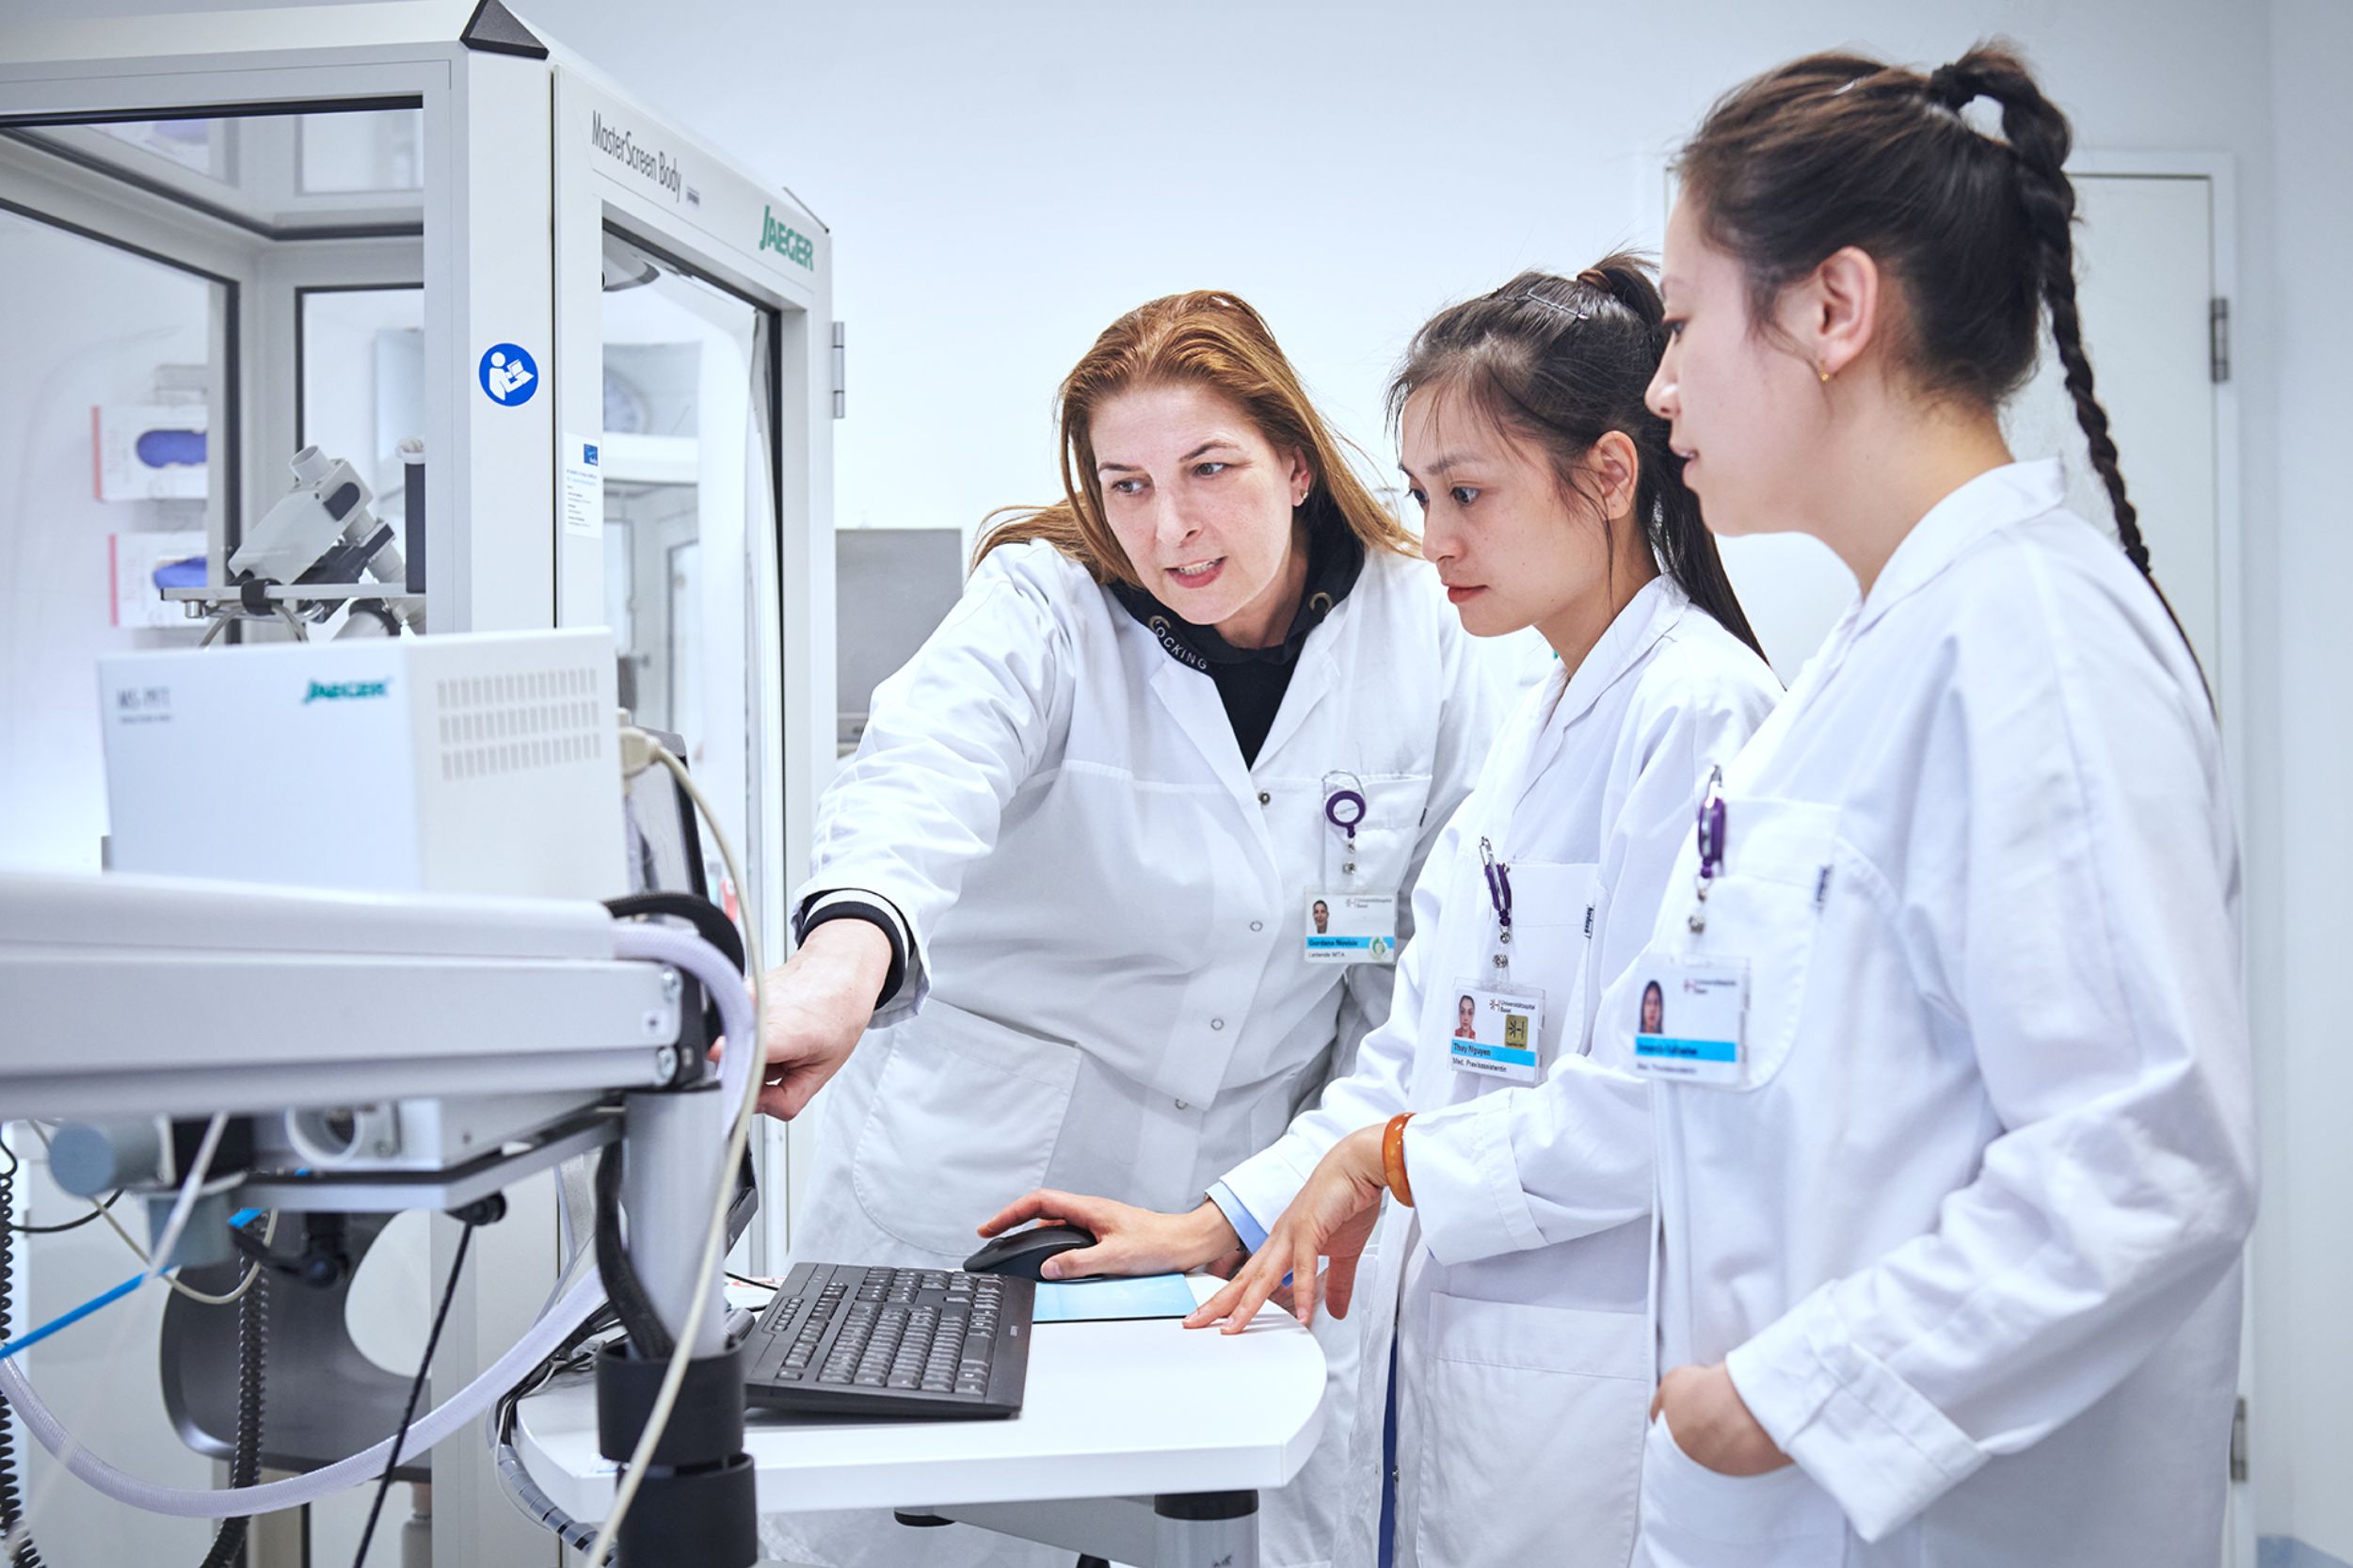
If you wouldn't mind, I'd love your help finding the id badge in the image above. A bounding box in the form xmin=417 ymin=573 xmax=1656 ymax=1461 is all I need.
xmin=1447 ymin=979 xmax=1545 ymax=1083
xmin=1629 ymin=958 xmax=1749 ymax=1085
xmin=1305 ymin=891 xmax=1399 ymax=965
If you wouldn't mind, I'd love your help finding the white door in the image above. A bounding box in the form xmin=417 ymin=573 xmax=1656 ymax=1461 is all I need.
xmin=2000 ymin=173 xmax=2223 ymax=688
xmin=1713 ymin=173 xmax=2228 ymax=706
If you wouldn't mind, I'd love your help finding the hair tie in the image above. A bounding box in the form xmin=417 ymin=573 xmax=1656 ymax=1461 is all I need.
xmin=1926 ymin=63 xmax=1977 ymax=111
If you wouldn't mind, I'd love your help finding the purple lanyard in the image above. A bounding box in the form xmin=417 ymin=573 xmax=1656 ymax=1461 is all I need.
xmin=1479 ymin=836 xmax=1513 ymax=944
xmin=1689 ymin=766 xmax=1726 ymax=933
xmin=1697 ymin=765 xmax=1727 ymax=881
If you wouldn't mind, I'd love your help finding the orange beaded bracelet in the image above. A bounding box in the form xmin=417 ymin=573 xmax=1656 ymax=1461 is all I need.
xmin=1382 ymin=1112 xmax=1416 ymax=1207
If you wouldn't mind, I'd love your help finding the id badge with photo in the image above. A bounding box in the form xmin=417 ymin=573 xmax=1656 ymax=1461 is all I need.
xmin=1447 ymin=979 xmax=1545 ymax=1083
xmin=1629 ymin=957 xmax=1749 ymax=1086
xmin=1305 ymin=891 xmax=1399 ymax=965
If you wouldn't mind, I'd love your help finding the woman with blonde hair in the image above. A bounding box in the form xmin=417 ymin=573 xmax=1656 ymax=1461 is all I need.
xmin=759 ymin=289 xmax=1505 ymax=1568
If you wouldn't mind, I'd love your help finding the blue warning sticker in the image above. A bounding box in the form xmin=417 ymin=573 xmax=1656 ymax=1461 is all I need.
xmin=479 ymin=344 xmax=538 ymax=407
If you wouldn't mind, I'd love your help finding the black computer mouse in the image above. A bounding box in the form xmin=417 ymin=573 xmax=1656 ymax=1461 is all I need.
xmin=962 ymin=1223 xmax=1096 ymax=1281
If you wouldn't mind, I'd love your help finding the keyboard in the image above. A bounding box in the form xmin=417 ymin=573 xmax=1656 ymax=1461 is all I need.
xmin=743 ymin=1262 xmax=1034 ymax=1419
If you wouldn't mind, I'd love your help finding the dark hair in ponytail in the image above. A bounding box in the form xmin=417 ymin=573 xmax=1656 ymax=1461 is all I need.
xmin=1676 ymin=41 xmax=2201 ymax=674
xmin=1387 ymin=254 xmax=1764 ymax=659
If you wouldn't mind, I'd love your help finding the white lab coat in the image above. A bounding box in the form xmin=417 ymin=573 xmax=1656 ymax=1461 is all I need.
xmin=1613 ymin=462 xmax=2257 ymax=1567
xmin=767 ymin=537 xmax=1505 ymax=1568
xmin=1220 ymin=577 xmax=1780 ymax=1568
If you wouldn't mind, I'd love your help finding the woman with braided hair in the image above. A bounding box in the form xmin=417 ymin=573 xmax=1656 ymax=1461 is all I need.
xmin=1623 ymin=41 xmax=2254 ymax=1568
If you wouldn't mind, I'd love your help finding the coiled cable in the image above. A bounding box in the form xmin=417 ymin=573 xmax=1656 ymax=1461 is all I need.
xmin=195 ymin=1249 xmax=266 ymax=1568
xmin=0 ymin=1150 xmax=47 ymax=1568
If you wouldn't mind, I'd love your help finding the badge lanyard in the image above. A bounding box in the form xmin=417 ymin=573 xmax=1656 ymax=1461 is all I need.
xmin=1322 ymin=772 xmax=1368 ymax=889
xmin=1687 ymin=765 xmax=1726 ymax=934
xmin=1451 ymin=834 xmax=1541 ymax=1083
xmin=1630 ymin=762 xmax=1748 ymax=1087
xmin=1480 ymin=835 xmax=1513 ymax=975
xmin=1305 ymin=773 xmax=1397 ymax=966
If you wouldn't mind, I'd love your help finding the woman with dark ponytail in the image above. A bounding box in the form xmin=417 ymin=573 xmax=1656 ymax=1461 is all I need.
xmin=991 ymin=255 xmax=1782 ymax=1567
xmin=1623 ymin=43 xmax=2254 ymax=1568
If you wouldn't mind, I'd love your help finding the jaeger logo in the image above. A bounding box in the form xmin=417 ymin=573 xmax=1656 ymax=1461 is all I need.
xmin=303 ymin=680 xmax=390 ymax=704
xmin=759 ymin=206 xmax=816 ymax=271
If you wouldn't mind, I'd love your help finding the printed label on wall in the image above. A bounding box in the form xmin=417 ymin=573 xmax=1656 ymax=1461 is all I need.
xmin=562 ymin=433 xmax=602 ymax=537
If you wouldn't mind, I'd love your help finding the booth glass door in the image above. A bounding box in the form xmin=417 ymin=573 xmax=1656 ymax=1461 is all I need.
xmin=600 ymin=229 xmax=777 ymax=921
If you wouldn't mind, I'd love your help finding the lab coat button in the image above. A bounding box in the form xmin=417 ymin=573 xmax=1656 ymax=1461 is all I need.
xmin=1249 ymin=920 xmax=1263 ymax=932
xmin=1175 ymin=1098 xmax=1190 ymax=1111
xmin=1210 ymin=1017 xmax=1225 ymax=1031
xmin=1257 ymin=791 xmax=1271 ymax=805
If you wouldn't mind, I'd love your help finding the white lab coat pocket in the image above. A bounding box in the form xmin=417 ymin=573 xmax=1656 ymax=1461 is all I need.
xmin=1503 ymin=859 xmax=1601 ymax=1065
xmin=1688 ymin=797 xmax=1841 ymax=1092
xmin=1414 ymin=1293 xmax=1649 ymax=1568
xmin=849 ymin=1000 xmax=1082 ymax=1257
xmin=1635 ymin=1411 xmax=1846 ymax=1567
xmin=1343 ymin=773 xmax=1436 ymax=892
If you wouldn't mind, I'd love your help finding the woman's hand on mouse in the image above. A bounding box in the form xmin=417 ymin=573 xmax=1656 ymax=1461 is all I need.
xmin=1185 ymin=1122 xmax=1387 ymax=1334
xmin=977 ymin=1192 xmax=1243 ymax=1282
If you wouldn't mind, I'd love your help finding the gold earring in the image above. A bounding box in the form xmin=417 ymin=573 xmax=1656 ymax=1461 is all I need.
xmin=1818 ymin=365 xmax=1833 ymax=383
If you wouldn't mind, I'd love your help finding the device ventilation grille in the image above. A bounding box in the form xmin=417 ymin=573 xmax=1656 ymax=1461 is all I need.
xmin=434 ymin=664 xmax=603 ymax=781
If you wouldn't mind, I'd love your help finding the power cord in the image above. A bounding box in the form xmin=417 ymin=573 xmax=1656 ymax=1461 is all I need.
xmin=591 ymin=1141 xmax=674 ymax=1362
xmin=350 ymin=1219 xmax=476 ymax=1568
xmin=583 ymin=727 xmax=767 ymax=1568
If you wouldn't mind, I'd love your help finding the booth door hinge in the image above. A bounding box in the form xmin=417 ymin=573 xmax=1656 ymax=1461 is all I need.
xmin=832 ymin=321 xmax=847 ymax=419
xmin=2210 ymin=297 xmax=2232 ymax=385
xmin=2230 ymin=1395 xmax=2249 ymax=1482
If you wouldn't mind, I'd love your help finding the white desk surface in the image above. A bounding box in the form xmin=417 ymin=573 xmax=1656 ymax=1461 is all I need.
xmin=515 ymin=1275 xmax=1328 ymax=1519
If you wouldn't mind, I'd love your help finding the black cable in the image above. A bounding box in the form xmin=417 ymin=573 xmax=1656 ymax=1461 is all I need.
xmin=605 ymin=895 xmax=746 ymax=1077
xmin=351 ymin=1222 xmax=475 ymax=1568
xmin=3 ymin=1194 xmax=120 ymax=1236
xmin=197 ymin=1254 xmax=267 ymax=1568
xmin=0 ymin=1153 xmax=47 ymax=1568
xmin=594 ymin=1143 xmax=674 ymax=1361
xmin=228 ymin=1221 xmax=297 ymax=1276
xmin=602 ymin=894 xmax=745 ymax=973
xmin=0 ymin=1144 xmax=118 ymax=1236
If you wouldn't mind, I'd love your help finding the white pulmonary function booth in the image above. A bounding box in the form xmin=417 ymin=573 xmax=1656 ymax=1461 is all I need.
xmin=0 ymin=6 xmax=1321 ymax=1566
xmin=0 ymin=2 xmax=831 ymax=1561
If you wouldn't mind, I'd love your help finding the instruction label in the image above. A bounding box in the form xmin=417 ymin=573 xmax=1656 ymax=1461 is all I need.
xmin=562 ymin=434 xmax=603 ymax=537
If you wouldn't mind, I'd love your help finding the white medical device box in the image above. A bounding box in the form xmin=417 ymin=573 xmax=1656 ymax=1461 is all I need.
xmin=99 ymin=629 xmax=627 ymax=901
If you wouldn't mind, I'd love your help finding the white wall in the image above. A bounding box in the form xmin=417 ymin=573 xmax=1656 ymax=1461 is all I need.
xmin=2253 ymin=0 xmax=2352 ymax=1560
xmin=4 ymin=0 xmax=2345 ymax=1560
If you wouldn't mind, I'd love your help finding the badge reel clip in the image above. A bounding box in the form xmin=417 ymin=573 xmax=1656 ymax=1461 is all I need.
xmin=1449 ymin=835 xmax=1544 ymax=1083
xmin=1632 ymin=765 xmax=1750 ymax=1085
xmin=1304 ymin=774 xmax=1396 ymax=965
